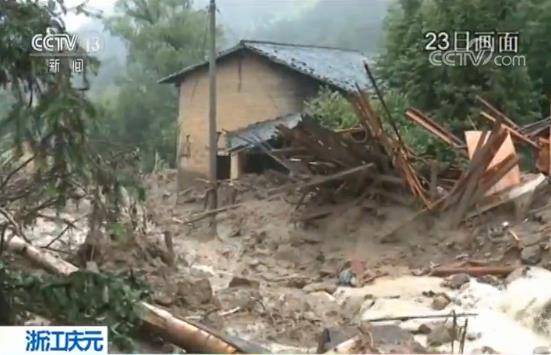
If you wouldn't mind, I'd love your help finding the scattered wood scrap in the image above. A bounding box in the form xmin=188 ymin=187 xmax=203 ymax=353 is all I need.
xmin=274 ymin=111 xmax=429 ymax=220
xmin=437 ymin=122 xmax=521 ymax=226
xmin=254 ymin=78 xmax=546 ymax=227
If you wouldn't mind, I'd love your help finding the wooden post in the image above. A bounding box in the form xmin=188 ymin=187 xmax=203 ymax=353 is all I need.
xmin=207 ymin=0 xmax=218 ymax=210
xmin=430 ymin=160 xmax=438 ymax=200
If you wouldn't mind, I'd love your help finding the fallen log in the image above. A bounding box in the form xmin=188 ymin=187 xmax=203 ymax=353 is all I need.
xmin=5 ymin=235 xmax=267 ymax=353
xmin=430 ymin=265 xmax=516 ymax=277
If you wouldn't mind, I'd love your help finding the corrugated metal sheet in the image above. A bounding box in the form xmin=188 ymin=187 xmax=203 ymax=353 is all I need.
xmin=159 ymin=40 xmax=371 ymax=93
xmin=225 ymin=113 xmax=302 ymax=151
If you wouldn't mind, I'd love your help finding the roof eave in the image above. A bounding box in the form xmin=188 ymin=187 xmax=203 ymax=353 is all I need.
xmin=158 ymin=42 xmax=246 ymax=84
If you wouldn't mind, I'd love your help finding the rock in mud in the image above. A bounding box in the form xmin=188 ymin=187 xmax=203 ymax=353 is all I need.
xmin=247 ymin=258 xmax=260 ymax=267
xmin=368 ymin=324 xmax=427 ymax=353
xmin=533 ymin=346 xmax=551 ymax=354
xmin=303 ymin=281 xmax=337 ymax=294
xmin=505 ymin=267 xmax=529 ymax=284
xmin=339 ymin=294 xmax=373 ymax=320
xmin=416 ymin=323 xmax=433 ymax=334
xmin=153 ymin=291 xmax=175 ymax=307
xmin=306 ymin=292 xmax=340 ymax=321
xmin=471 ymin=346 xmax=498 ymax=354
xmin=228 ymin=276 xmax=259 ymax=288
xmin=217 ymin=287 xmax=261 ymax=310
xmin=176 ymin=277 xmax=213 ymax=305
xmin=521 ymin=245 xmax=542 ymax=265
xmin=217 ymin=224 xmax=241 ymax=239
xmin=431 ymin=294 xmax=450 ymax=310
xmin=285 ymin=277 xmax=309 ymax=288
xmin=275 ymin=244 xmax=302 ymax=264
xmin=278 ymin=291 xmax=311 ymax=318
xmin=427 ymin=324 xmax=453 ymax=346
xmin=444 ymin=273 xmax=470 ymax=289
xmin=466 ymin=331 xmax=481 ymax=340
xmin=478 ymin=274 xmax=502 ymax=287
xmin=316 ymin=326 xmax=359 ymax=353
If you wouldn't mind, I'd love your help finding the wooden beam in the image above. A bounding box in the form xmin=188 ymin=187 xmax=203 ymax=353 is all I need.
xmin=405 ymin=108 xmax=466 ymax=151
xmin=476 ymin=96 xmax=522 ymax=130
xmin=298 ymin=163 xmax=375 ymax=190
xmin=480 ymin=111 xmax=538 ymax=148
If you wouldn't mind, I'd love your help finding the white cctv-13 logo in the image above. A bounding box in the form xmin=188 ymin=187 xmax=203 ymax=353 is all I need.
xmin=31 ymin=27 xmax=104 ymax=54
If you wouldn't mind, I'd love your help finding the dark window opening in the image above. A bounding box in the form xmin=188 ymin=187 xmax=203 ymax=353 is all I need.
xmin=241 ymin=150 xmax=287 ymax=175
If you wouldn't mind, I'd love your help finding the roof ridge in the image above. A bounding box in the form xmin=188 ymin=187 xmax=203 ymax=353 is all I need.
xmin=240 ymin=39 xmax=364 ymax=54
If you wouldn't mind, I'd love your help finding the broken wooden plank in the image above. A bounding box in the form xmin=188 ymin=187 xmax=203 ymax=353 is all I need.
xmin=476 ymin=153 xmax=520 ymax=197
xmin=480 ymin=111 xmax=538 ymax=148
xmin=352 ymin=92 xmax=431 ymax=206
xmin=405 ymin=108 xmax=466 ymax=151
xmin=298 ymin=164 xmax=375 ymax=191
xmin=476 ymin=96 xmax=522 ymax=130
xmin=465 ymin=131 xmax=521 ymax=195
xmin=443 ymin=127 xmax=507 ymax=215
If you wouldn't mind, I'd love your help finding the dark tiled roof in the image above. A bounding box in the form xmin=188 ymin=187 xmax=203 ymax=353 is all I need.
xmin=225 ymin=113 xmax=302 ymax=151
xmin=159 ymin=40 xmax=371 ymax=93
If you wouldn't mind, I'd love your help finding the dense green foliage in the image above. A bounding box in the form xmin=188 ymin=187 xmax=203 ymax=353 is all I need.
xmin=517 ymin=0 xmax=551 ymax=114
xmin=0 ymin=0 xmax=138 ymax=215
xmin=1 ymin=1 xmax=93 ymax=193
xmin=305 ymin=87 xmax=357 ymax=130
xmin=96 ymin=0 xmax=216 ymax=170
xmin=377 ymin=0 xmax=551 ymax=137
xmin=1 ymin=264 xmax=149 ymax=351
xmin=0 ymin=2 xmax=145 ymax=342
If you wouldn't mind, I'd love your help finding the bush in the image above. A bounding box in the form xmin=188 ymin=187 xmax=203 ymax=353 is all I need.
xmin=304 ymin=87 xmax=358 ymax=130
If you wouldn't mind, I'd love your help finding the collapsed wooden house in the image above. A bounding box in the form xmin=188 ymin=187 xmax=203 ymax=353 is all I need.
xmin=258 ymin=86 xmax=548 ymax=227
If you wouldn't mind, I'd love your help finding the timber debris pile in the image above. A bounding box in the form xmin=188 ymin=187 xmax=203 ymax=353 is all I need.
xmin=266 ymin=79 xmax=548 ymax=231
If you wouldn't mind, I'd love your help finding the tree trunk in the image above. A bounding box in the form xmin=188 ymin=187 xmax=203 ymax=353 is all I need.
xmin=6 ymin=235 xmax=266 ymax=353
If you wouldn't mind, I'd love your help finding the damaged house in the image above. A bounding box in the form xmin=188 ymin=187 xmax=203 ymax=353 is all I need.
xmin=159 ymin=40 xmax=371 ymax=189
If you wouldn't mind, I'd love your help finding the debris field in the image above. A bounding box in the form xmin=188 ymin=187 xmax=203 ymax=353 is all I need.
xmin=6 ymin=64 xmax=551 ymax=353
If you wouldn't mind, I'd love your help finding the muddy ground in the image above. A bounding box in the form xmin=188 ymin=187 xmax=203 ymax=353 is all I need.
xmin=14 ymin=170 xmax=551 ymax=353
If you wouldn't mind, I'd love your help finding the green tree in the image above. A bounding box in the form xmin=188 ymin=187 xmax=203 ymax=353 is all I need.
xmin=516 ymin=0 xmax=551 ymax=115
xmin=377 ymin=0 xmax=541 ymax=137
xmin=305 ymin=87 xmax=357 ymax=130
xmin=100 ymin=0 xmax=216 ymax=170
xmin=0 ymin=0 xmax=142 ymax=331
xmin=0 ymin=0 xmax=97 ymax=204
